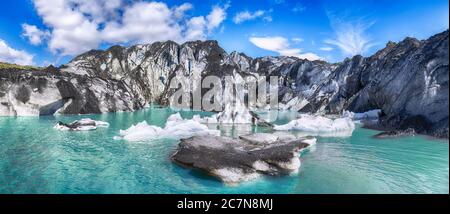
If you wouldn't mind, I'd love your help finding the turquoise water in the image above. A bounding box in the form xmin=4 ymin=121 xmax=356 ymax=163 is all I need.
xmin=0 ymin=107 xmax=448 ymax=194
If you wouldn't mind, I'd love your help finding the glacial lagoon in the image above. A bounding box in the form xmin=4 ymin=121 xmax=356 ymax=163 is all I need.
xmin=0 ymin=107 xmax=448 ymax=194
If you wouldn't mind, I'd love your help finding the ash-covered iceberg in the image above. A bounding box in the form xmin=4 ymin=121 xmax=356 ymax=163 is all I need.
xmin=192 ymin=105 xmax=254 ymax=124
xmin=171 ymin=133 xmax=316 ymax=184
xmin=54 ymin=118 xmax=109 ymax=131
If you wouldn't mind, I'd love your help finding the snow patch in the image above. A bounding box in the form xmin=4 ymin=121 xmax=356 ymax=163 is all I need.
xmin=100 ymin=64 xmax=107 ymax=71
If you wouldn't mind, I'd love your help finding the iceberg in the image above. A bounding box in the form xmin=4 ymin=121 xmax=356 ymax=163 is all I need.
xmin=115 ymin=113 xmax=220 ymax=142
xmin=274 ymin=114 xmax=355 ymax=136
xmin=343 ymin=109 xmax=382 ymax=121
xmin=193 ymin=103 xmax=254 ymax=124
xmin=115 ymin=121 xmax=164 ymax=141
xmin=171 ymin=134 xmax=314 ymax=184
xmin=54 ymin=118 xmax=109 ymax=131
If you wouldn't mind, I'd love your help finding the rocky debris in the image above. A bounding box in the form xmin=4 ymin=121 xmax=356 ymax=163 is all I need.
xmin=373 ymin=128 xmax=417 ymax=139
xmin=171 ymin=134 xmax=315 ymax=184
xmin=54 ymin=118 xmax=109 ymax=131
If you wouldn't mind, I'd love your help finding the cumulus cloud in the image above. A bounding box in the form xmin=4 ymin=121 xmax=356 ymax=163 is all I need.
xmin=206 ymin=5 xmax=228 ymax=32
xmin=325 ymin=13 xmax=376 ymax=56
xmin=185 ymin=16 xmax=207 ymax=41
xmin=249 ymin=36 xmax=321 ymax=61
xmin=21 ymin=24 xmax=50 ymax=45
xmin=233 ymin=10 xmax=272 ymax=24
xmin=31 ymin=0 xmax=228 ymax=56
xmin=102 ymin=2 xmax=183 ymax=44
xmin=184 ymin=4 xmax=229 ymax=41
xmin=173 ymin=3 xmax=193 ymax=19
xmin=0 ymin=39 xmax=34 ymax=65
xmin=33 ymin=0 xmax=103 ymax=55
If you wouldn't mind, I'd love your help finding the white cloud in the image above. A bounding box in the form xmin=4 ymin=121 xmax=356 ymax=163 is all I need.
xmin=185 ymin=4 xmax=229 ymax=41
xmin=206 ymin=5 xmax=228 ymax=32
xmin=319 ymin=46 xmax=333 ymax=51
xmin=21 ymin=24 xmax=50 ymax=45
xmin=0 ymin=39 xmax=34 ymax=65
xmin=233 ymin=10 xmax=272 ymax=24
xmin=31 ymin=0 xmax=228 ymax=56
xmin=173 ymin=3 xmax=193 ymax=19
xmin=102 ymin=2 xmax=183 ymax=44
xmin=249 ymin=36 xmax=321 ymax=61
xmin=296 ymin=53 xmax=322 ymax=61
xmin=325 ymin=14 xmax=376 ymax=56
xmin=33 ymin=0 xmax=102 ymax=55
xmin=185 ymin=16 xmax=207 ymax=41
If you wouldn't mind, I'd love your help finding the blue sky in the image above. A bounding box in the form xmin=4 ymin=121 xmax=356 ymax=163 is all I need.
xmin=0 ymin=0 xmax=448 ymax=66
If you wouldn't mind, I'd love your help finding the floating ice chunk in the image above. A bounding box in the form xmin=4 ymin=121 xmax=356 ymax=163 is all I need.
xmin=115 ymin=113 xmax=220 ymax=142
xmin=274 ymin=114 xmax=355 ymax=135
xmin=77 ymin=118 xmax=110 ymax=127
xmin=343 ymin=109 xmax=382 ymax=121
xmin=54 ymin=118 xmax=109 ymax=131
xmin=172 ymin=134 xmax=312 ymax=184
xmin=118 ymin=121 xmax=164 ymax=141
xmin=164 ymin=114 xmax=221 ymax=139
